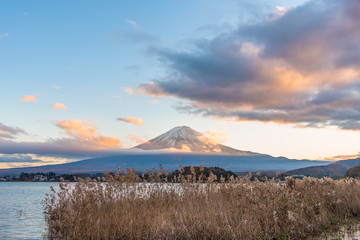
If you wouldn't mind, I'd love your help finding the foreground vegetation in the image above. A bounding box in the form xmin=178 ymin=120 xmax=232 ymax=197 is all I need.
xmin=44 ymin=166 xmax=360 ymax=239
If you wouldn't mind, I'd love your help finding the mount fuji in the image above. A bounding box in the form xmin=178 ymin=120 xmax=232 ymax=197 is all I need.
xmin=135 ymin=126 xmax=258 ymax=155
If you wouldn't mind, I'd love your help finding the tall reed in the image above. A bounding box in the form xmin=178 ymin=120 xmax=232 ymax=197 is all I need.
xmin=44 ymin=166 xmax=360 ymax=239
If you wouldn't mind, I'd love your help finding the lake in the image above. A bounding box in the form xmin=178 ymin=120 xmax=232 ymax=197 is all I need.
xmin=0 ymin=182 xmax=59 ymax=240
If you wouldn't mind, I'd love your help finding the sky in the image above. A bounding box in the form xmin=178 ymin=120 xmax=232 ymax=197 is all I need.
xmin=1 ymin=0 xmax=360 ymax=168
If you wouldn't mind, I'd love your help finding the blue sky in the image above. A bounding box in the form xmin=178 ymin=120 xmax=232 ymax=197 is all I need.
xmin=2 ymin=0 xmax=360 ymax=168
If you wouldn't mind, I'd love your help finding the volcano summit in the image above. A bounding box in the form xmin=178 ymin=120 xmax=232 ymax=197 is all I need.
xmin=135 ymin=126 xmax=258 ymax=155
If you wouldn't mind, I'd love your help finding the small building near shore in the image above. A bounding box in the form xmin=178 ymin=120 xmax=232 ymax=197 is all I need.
xmin=33 ymin=175 xmax=47 ymax=181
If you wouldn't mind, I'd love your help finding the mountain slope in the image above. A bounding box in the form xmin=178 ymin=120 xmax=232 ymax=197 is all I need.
xmin=344 ymin=164 xmax=360 ymax=178
xmin=285 ymin=158 xmax=360 ymax=178
xmin=135 ymin=126 xmax=258 ymax=155
xmin=0 ymin=154 xmax=331 ymax=175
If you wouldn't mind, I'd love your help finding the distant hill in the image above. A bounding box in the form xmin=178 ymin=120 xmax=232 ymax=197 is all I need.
xmin=135 ymin=126 xmax=258 ymax=155
xmin=344 ymin=164 xmax=360 ymax=178
xmin=0 ymin=153 xmax=331 ymax=176
xmin=285 ymin=158 xmax=360 ymax=178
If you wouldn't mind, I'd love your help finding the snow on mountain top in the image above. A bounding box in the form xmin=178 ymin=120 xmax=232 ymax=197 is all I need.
xmin=135 ymin=126 xmax=260 ymax=155
xmin=152 ymin=126 xmax=201 ymax=142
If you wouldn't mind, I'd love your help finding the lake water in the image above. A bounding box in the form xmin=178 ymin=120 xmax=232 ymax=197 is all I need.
xmin=0 ymin=182 xmax=58 ymax=240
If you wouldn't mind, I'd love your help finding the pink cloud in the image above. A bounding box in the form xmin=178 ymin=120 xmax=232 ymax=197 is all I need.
xmin=19 ymin=95 xmax=38 ymax=102
xmin=56 ymin=120 xmax=121 ymax=149
xmin=132 ymin=0 xmax=360 ymax=131
xmin=117 ymin=116 xmax=144 ymax=126
xmin=128 ymin=134 xmax=148 ymax=144
xmin=0 ymin=122 xmax=125 ymax=156
xmin=52 ymin=103 xmax=67 ymax=110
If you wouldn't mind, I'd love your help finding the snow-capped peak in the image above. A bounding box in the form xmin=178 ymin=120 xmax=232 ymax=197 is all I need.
xmin=134 ymin=126 xmax=259 ymax=155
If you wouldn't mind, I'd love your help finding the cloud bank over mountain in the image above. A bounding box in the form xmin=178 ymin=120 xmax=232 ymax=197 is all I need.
xmin=132 ymin=0 xmax=360 ymax=130
xmin=0 ymin=154 xmax=42 ymax=163
xmin=0 ymin=121 xmax=122 ymax=156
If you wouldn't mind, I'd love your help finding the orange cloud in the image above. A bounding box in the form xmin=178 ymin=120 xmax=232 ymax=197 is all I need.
xmin=19 ymin=94 xmax=38 ymax=102
xmin=51 ymin=103 xmax=67 ymax=110
xmin=117 ymin=116 xmax=144 ymax=126
xmin=124 ymin=87 xmax=136 ymax=95
xmin=56 ymin=120 xmax=120 ymax=149
xmin=125 ymin=82 xmax=167 ymax=97
xmin=199 ymin=130 xmax=228 ymax=145
xmin=180 ymin=144 xmax=192 ymax=152
xmin=195 ymin=130 xmax=228 ymax=153
xmin=324 ymin=153 xmax=360 ymax=161
xmin=128 ymin=134 xmax=148 ymax=144
xmin=166 ymin=144 xmax=192 ymax=153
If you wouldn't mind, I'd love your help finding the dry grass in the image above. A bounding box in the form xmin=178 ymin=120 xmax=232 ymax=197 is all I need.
xmin=44 ymin=167 xmax=360 ymax=239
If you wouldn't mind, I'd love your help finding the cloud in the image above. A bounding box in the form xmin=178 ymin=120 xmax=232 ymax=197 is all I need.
xmin=128 ymin=134 xmax=148 ymax=144
xmin=0 ymin=139 xmax=120 ymax=156
xmin=270 ymin=6 xmax=289 ymax=20
xmin=113 ymin=95 xmax=123 ymax=99
xmin=324 ymin=153 xmax=360 ymax=161
xmin=166 ymin=144 xmax=192 ymax=153
xmin=117 ymin=117 xmax=144 ymax=126
xmin=0 ymin=123 xmax=27 ymax=139
xmin=195 ymin=130 xmax=228 ymax=153
xmin=56 ymin=120 xmax=121 ymax=149
xmin=200 ymin=130 xmax=228 ymax=145
xmin=104 ymin=19 xmax=157 ymax=45
xmin=51 ymin=103 xmax=67 ymax=110
xmin=19 ymin=94 xmax=39 ymax=102
xmin=0 ymin=33 xmax=9 ymax=38
xmin=0 ymin=153 xmax=80 ymax=169
xmin=52 ymin=85 xmax=61 ymax=90
xmin=124 ymin=87 xmax=136 ymax=95
xmin=127 ymin=82 xmax=166 ymax=97
xmin=0 ymin=154 xmax=44 ymax=170
xmin=0 ymin=154 xmax=43 ymax=163
xmin=132 ymin=0 xmax=360 ymax=131
xmin=124 ymin=65 xmax=141 ymax=75
xmin=0 ymin=121 xmax=124 ymax=156
xmin=126 ymin=19 xmax=137 ymax=27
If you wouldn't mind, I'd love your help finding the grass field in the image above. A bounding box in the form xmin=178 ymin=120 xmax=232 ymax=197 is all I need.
xmin=44 ymin=167 xmax=360 ymax=239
